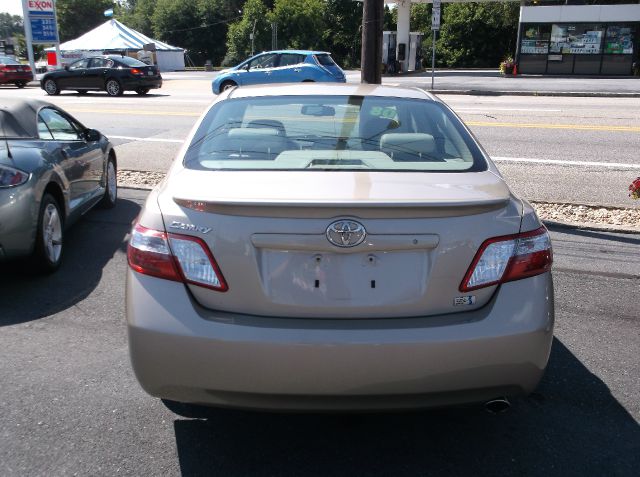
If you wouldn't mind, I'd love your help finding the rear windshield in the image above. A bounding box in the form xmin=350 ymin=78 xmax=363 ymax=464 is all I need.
xmin=315 ymin=54 xmax=336 ymax=66
xmin=0 ymin=56 xmax=20 ymax=65
xmin=184 ymin=95 xmax=487 ymax=172
xmin=112 ymin=56 xmax=147 ymax=67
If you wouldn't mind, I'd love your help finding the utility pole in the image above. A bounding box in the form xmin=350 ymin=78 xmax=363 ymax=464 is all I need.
xmin=360 ymin=0 xmax=383 ymax=84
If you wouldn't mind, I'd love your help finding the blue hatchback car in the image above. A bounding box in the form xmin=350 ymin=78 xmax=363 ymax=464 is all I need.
xmin=212 ymin=50 xmax=346 ymax=94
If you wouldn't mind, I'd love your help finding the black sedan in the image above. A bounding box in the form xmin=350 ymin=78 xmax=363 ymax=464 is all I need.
xmin=40 ymin=55 xmax=162 ymax=97
xmin=0 ymin=98 xmax=117 ymax=272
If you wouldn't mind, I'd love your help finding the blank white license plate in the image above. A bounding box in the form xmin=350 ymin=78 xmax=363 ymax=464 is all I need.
xmin=260 ymin=250 xmax=428 ymax=306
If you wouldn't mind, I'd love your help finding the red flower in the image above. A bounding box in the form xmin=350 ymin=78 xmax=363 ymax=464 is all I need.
xmin=630 ymin=177 xmax=640 ymax=200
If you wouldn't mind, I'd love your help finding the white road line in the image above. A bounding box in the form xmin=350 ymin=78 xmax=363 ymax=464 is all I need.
xmin=109 ymin=135 xmax=184 ymax=143
xmin=456 ymin=108 xmax=562 ymax=112
xmin=493 ymin=156 xmax=640 ymax=169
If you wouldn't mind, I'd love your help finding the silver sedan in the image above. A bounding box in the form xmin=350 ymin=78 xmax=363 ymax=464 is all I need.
xmin=0 ymin=98 xmax=117 ymax=271
xmin=126 ymin=84 xmax=554 ymax=414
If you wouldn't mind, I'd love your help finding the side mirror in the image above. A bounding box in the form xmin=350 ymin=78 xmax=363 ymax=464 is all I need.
xmin=84 ymin=129 xmax=101 ymax=142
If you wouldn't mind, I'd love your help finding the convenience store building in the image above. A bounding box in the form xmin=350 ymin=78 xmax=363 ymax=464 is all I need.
xmin=516 ymin=1 xmax=639 ymax=75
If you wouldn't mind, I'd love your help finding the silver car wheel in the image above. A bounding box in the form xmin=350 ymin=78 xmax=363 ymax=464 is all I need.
xmin=42 ymin=203 xmax=62 ymax=264
xmin=107 ymin=160 xmax=117 ymax=202
xmin=44 ymin=79 xmax=58 ymax=95
xmin=106 ymin=79 xmax=121 ymax=96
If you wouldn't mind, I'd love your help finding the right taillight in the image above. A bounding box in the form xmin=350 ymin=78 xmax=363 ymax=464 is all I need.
xmin=460 ymin=226 xmax=552 ymax=292
xmin=127 ymin=223 xmax=228 ymax=291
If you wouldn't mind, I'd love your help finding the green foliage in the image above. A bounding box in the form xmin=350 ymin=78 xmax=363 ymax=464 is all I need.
xmin=0 ymin=13 xmax=23 ymax=39
xmin=117 ymin=0 xmax=158 ymax=37
xmin=151 ymin=0 xmax=242 ymax=65
xmin=434 ymin=2 xmax=519 ymax=68
xmin=322 ymin=0 xmax=362 ymax=69
xmin=56 ymin=0 xmax=114 ymax=42
xmin=268 ymin=0 xmax=326 ymax=51
xmin=225 ymin=0 xmax=271 ymax=65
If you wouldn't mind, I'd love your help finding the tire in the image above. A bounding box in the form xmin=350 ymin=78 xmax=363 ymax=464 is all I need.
xmin=135 ymin=87 xmax=149 ymax=95
xmin=98 ymin=155 xmax=117 ymax=209
xmin=220 ymin=80 xmax=236 ymax=92
xmin=105 ymin=78 xmax=123 ymax=96
xmin=43 ymin=79 xmax=60 ymax=95
xmin=15 ymin=81 xmax=26 ymax=88
xmin=33 ymin=193 xmax=64 ymax=273
xmin=162 ymin=399 xmax=216 ymax=419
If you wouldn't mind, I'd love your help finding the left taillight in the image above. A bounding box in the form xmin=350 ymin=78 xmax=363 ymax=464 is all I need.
xmin=127 ymin=223 xmax=228 ymax=291
xmin=459 ymin=226 xmax=552 ymax=292
xmin=0 ymin=165 xmax=29 ymax=188
xmin=130 ymin=68 xmax=144 ymax=75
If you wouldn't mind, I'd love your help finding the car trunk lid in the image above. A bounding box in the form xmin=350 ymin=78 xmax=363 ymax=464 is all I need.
xmin=157 ymin=169 xmax=522 ymax=318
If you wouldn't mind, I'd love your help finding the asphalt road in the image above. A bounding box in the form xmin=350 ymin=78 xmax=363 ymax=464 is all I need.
xmin=2 ymin=78 xmax=638 ymax=207
xmin=1 ymin=188 xmax=639 ymax=476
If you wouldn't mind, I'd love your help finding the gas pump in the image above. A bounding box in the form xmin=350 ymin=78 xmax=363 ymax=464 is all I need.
xmin=409 ymin=32 xmax=424 ymax=71
xmin=382 ymin=31 xmax=397 ymax=73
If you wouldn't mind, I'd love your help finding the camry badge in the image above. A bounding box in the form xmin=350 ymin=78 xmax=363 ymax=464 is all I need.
xmin=326 ymin=220 xmax=366 ymax=248
xmin=169 ymin=221 xmax=212 ymax=234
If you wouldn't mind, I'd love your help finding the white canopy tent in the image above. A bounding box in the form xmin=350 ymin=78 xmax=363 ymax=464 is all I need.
xmin=46 ymin=19 xmax=185 ymax=71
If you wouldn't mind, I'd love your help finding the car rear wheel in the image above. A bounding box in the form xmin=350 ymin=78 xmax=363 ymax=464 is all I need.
xmin=98 ymin=155 xmax=118 ymax=209
xmin=135 ymin=87 xmax=149 ymax=95
xmin=105 ymin=79 xmax=123 ymax=97
xmin=43 ymin=79 xmax=59 ymax=95
xmin=15 ymin=81 xmax=26 ymax=88
xmin=220 ymin=80 xmax=237 ymax=92
xmin=33 ymin=193 xmax=64 ymax=272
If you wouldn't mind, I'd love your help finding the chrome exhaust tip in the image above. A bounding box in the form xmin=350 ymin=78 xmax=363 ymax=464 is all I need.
xmin=484 ymin=397 xmax=511 ymax=414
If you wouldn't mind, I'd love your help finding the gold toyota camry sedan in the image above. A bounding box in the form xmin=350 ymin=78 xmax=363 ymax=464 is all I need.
xmin=126 ymin=83 xmax=554 ymax=414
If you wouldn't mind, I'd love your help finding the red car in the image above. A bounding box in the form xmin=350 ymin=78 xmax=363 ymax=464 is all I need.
xmin=0 ymin=56 xmax=33 ymax=88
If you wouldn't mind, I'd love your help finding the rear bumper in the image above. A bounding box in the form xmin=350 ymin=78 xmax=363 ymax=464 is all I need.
xmin=0 ymin=72 xmax=33 ymax=84
xmin=127 ymin=270 xmax=554 ymax=411
xmin=120 ymin=77 xmax=162 ymax=90
xmin=0 ymin=182 xmax=38 ymax=261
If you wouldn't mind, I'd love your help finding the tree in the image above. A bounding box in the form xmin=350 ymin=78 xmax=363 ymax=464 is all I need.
xmin=268 ymin=0 xmax=326 ymax=51
xmin=152 ymin=0 xmax=242 ymax=66
xmin=430 ymin=2 xmax=519 ymax=68
xmin=56 ymin=0 xmax=114 ymax=42
xmin=0 ymin=13 xmax=23 ymax=39
xmin=225 ymin=0 xmax=271 ymax=66
xmin=323 ymin=0 xmax=362 ymax=69
xmin=117 ymin=0 xmax=158 ymax=37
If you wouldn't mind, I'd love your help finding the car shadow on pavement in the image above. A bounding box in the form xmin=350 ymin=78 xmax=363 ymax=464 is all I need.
xmin=172 ymin=338 xmax=639 ymax=477
xmin=0 ymin=197 xmax=140 ymax=326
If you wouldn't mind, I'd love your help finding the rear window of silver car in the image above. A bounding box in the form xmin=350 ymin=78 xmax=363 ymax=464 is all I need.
xmin=184 ymin=96 xmax=487 ymax=172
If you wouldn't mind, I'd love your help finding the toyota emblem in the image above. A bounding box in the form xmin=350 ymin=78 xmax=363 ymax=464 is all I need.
xmin=326 ymin=220 xmax=366 ymax=248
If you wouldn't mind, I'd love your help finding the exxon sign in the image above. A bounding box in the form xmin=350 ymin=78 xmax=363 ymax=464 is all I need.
xmin=28 ymin=0 xmax=55 ymax=16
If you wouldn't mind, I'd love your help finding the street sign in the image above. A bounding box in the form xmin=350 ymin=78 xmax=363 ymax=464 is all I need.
xmin=432 ymin=1 xmax=441 ymax=32
xmin=30 ymin=16 xmax=58 ymax=43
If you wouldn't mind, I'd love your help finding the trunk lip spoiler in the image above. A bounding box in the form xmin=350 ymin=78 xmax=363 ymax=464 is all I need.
xmin=173 ymin=197 xmax=511 ymax=210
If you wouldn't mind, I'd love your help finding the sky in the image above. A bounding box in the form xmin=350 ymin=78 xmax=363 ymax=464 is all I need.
xmin=2 ymin=0 xmax=24 ymax=16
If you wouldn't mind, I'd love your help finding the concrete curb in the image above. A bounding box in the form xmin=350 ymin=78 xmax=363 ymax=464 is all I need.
xmin=543 ymin=220 xmax=640 ymax=235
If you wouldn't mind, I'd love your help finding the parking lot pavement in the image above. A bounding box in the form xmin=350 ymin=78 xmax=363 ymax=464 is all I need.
xmin=0 ymin=188 xmax=638 ymax=476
